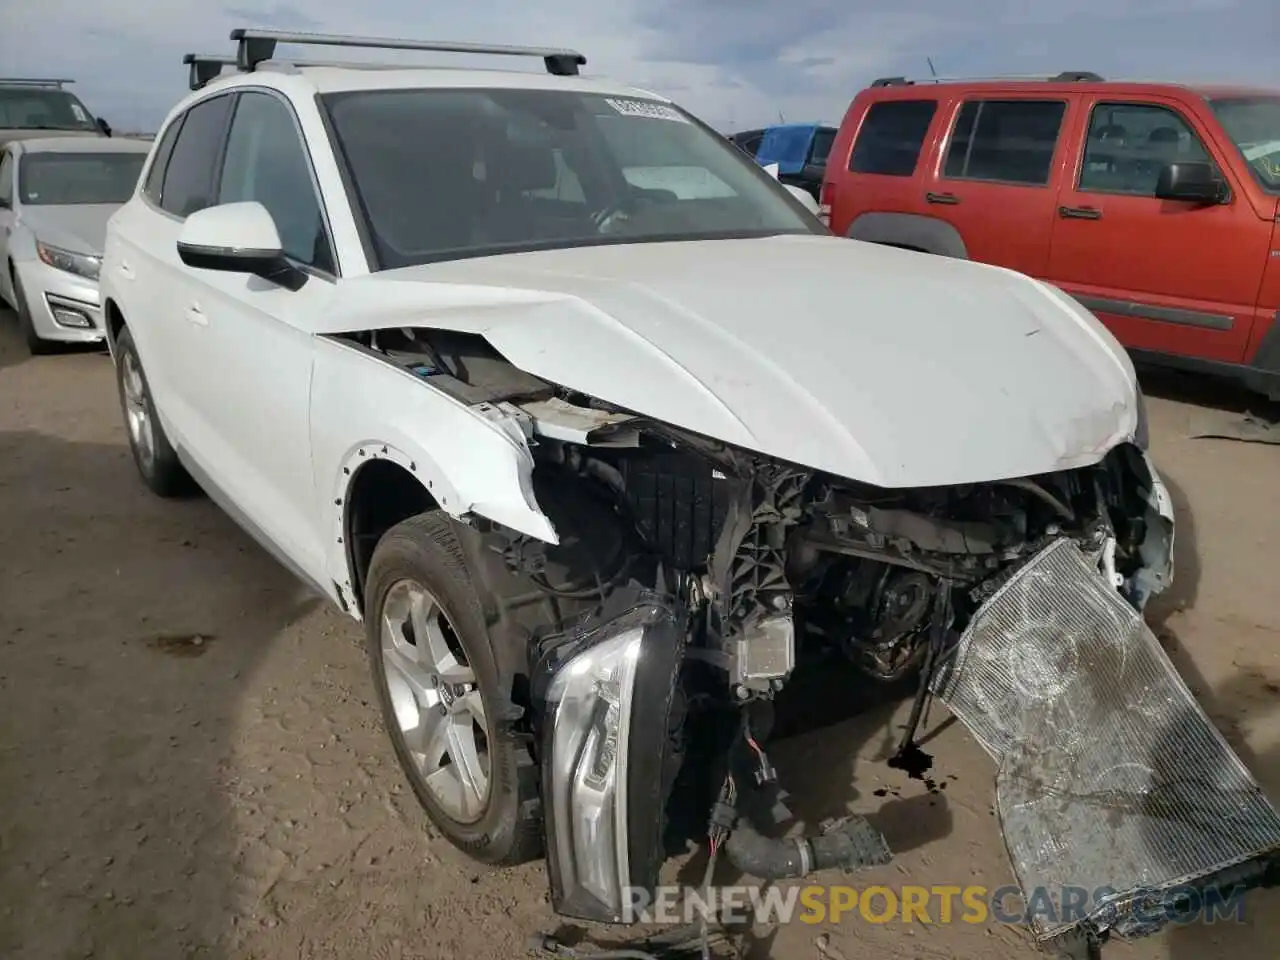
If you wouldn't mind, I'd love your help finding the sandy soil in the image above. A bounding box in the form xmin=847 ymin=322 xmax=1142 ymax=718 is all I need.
xmin=1 ymin=313 xmax=1277 ymax=960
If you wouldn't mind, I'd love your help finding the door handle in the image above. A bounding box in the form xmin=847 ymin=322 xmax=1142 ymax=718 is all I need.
xmin=925 ymin=192 xmax=960 ymax=205
xmin=1059 ymin=205 xmax=1102 ymax=220
xmin=185 ymin=303 xmax=207 ymax=326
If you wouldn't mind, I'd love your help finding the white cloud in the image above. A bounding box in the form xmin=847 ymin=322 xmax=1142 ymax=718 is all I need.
xmin=1 ymin=0 xmax=1275 ymax=133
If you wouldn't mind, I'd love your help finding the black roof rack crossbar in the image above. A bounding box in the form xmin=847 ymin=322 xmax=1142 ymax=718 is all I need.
xmin=183 ymin=51 xmax=485 ymax=90
xmin=870 ymin=70 xmax=1104 ymax=88
xmin=0 ymin=77 xmax=75 ymax=88
xmin=228 ymin=28 xmax=587 ymax=77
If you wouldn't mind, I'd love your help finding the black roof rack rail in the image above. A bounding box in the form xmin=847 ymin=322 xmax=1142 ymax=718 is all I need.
xmin=228 ymin=28 xmax=587 ymax=77
xmin=183 ymin=54 xmax=235 ymax=91
xmin=870 ymin=70 xmax=1104 ymax=88
xmin=183 ymin=52 xmax=423 ymax=90
xmin=0 ymin=77 xmax=75 ymax=88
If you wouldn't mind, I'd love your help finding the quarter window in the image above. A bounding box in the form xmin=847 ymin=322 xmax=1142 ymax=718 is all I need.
xmin=160 ymin=94 xmax=233 ymax=218
xmin=943 ymin=99 xmax=1067 ymax=186
xmin=218 ymin=92 xmax=334 ymax=272
xmin=1078 ymin=102 xmax=1212 ymax=196
xmin=143 ymin=115 xmax=184 ymax=206
xmin=0 ymin=151 xmax=13 ymax=206
xmin=849 ymin=100 xmax=938 ymax=176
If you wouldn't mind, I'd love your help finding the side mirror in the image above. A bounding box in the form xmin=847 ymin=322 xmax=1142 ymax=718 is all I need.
xmin=176 ymin=201 xmax=305 ymax=290
xmin=783 ymin=183 xmax=820 ymax=215
xmin=1154 ymin=161 xmax=1224 ymax=204
xmin=96 ymin=117 xmax=112 ymax=138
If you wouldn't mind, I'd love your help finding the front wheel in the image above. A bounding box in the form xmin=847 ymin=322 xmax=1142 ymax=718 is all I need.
xmin=364 ymin=512 xmax=542 ymax=866
xmin=113 ymin=326 xmax=191 ymax=497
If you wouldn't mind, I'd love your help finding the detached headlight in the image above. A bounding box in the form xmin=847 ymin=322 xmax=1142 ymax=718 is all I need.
xmin=36 ymin=240 xmax=101 ymax=281
xmin=535 ymin=595 xmax=684 ymax=924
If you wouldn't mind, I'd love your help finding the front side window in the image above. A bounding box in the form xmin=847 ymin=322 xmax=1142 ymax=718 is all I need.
xmin=0 ymin=88 xmax=98 ymax=132
xmin=848 ymin=100 xmax=938 ymax=177
xmin=17 ymin=152 xmax=146 ymax=205
xmin=943 ymin=99 xmax=1067 ymax=186
xmin=322 ymin=88 xmax=819 ymax=270
xmin=1209 ymin=95 xmax=1280 ymax=193
xmin=218 ymin=91 xmax=333 ymax=271
xmin=160 ymin=94 xmax=233 ymax=218
xmin=1078 ymin=102 xmax=1212 ymax=196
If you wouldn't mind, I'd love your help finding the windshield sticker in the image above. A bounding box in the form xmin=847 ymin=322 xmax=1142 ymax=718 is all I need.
xmin=604 ymin=98 xmax=689 ymax=124
xmin=70 ymin=103 xmax=88 ymax=122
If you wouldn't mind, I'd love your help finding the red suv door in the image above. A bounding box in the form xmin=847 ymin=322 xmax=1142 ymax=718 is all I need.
xmin=1045 ymin=95 xmax=1272 ymax=364
xmin=920 ymin=93 xmax=1081 ymax=278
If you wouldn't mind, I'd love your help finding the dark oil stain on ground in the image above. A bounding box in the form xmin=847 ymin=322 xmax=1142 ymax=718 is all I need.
xmin=143 ymin=633 xmax=214 ymax=657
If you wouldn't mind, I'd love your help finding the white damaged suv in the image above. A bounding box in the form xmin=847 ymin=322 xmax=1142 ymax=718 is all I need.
xmin=100 ymin=30 xmax=1280 ymax=959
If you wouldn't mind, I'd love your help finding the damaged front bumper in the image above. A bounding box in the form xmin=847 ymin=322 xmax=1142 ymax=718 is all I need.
xmin=532 ymin=590 xmax=686 ymax=923
xmin=933 ymin=538 xmax=1280 ymax=947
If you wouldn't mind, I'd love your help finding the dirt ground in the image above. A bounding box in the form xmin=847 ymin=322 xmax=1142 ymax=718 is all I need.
xmin=1 ymin=312 xmax=1277 ymax=960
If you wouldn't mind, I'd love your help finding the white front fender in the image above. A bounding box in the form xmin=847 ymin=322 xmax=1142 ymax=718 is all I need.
xmin=310 ymin=338 xmax=558 ymax=609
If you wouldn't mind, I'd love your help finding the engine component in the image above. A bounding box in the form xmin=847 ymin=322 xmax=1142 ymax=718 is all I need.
xmin=839 ymin=566 xmax=936 ymax=681
xmin=708 ymin=463 xmax=809 ymax=693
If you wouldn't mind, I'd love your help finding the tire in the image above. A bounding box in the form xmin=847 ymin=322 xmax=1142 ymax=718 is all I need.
xmin=113 ymin=325 xmax=191 ymax=497
xmin=12 ymin=271 xmax=53 ymax=356
xmin=364 ymin=512 xmax=541 ymax=866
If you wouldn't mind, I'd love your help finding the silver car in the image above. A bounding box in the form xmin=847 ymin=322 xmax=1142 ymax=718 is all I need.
xmin=0 ymin=135 xmax=149 ymax=353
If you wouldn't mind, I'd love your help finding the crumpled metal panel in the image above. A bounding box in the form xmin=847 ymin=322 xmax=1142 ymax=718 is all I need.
xmin=932 ymin=538 xmax=1280 ymax=940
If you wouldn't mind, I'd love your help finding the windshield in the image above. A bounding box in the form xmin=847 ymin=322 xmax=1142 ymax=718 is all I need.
xmin=0 ymin=88 xmax=98 ymax=132
xmin=1209 ymin=96 xmax=1280 ymax=192
xmin=18 ymin=152 xmax=146 ymax=206
xmin=322 ymin=88 xmax=820 ymax=269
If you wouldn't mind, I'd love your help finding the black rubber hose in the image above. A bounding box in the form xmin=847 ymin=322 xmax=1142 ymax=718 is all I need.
xmin=724 ymin=812 xmax=892 ymax=881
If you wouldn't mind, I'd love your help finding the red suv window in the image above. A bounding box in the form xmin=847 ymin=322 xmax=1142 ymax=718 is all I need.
xmin=848 ymin=99 xmax=938 ymax=176
xmin=943 ymin=99 xmax=1067 ymax=186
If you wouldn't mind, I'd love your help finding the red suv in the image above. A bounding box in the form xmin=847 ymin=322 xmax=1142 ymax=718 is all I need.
xmin=822 ymin=73 xmax=1280 ymax=400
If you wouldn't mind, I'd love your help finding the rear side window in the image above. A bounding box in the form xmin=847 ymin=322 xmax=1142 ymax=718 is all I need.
xmin=809 ymin=128 xmax=836 ymax=165
xmin=848 ymin=100 xmax=938 ymax=176
xmin=944 ymin=99 xmax=1067 ymax=186
xmin=142 ymin=114 xmax=184 ymax=205
xmin=160 ymin=94 xmax=233 ymax=217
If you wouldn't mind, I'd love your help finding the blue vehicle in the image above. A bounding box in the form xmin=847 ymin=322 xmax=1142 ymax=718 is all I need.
xmin=727 ymin=122 xmax=836 ymax=200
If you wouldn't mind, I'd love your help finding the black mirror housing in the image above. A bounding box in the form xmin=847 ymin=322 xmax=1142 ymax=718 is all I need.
xmin=95 ymin=117 xmax=112 ymax=137
xmin=1154 ymin=161 xmax=1223 ymax=204
xmin=176 ymin=241 xmax=307 ymax=291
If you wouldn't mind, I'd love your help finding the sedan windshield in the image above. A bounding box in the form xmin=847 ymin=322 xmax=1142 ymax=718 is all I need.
xmin=19 ymin=153 xmax=146 ymax=206
xmin=0 ymin=88 xmax=98 ymax=132
xmin=1209 ymin=96 xmax=1280 ymax=192
xmin=322 ymin=88 xmax=821 ymax=269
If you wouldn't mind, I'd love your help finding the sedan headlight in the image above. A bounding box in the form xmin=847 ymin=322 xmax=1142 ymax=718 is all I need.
xmin=36 ymin=240 xmax=101 ymax=281
xmin=534 ymin=594 xmax=685 ymax=923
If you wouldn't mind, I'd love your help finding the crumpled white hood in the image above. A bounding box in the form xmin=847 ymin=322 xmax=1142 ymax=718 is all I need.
xmin=321 ymin=234 xmax=1140 ymax=488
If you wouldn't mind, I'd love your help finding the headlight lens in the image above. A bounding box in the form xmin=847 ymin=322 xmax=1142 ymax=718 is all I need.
xmin=545 ymin=627 xmax=643 ymax=916
xmin=36 ymin=240 xmax=101 ymax=281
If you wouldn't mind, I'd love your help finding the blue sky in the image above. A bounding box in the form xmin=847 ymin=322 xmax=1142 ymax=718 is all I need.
xmin=3 ymin=0 xmax=1276 ymax=132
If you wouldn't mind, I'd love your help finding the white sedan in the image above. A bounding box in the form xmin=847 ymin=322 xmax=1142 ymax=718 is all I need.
xmin=0 ymin=135 xmax=149 ymax=353
xmin=99 ymin=29 xmax=1280 ymax=955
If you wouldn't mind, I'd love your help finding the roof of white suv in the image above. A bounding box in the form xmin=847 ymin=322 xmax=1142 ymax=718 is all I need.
xmin=204 ymin=64 xmax=666 ymax=101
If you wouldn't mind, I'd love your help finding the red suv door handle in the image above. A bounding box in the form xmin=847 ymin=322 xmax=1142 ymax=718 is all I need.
xmin=1059 ymin=205 xmax=1102 ymax=220
xmin=925 ymin=192 xmax=960 ymax=205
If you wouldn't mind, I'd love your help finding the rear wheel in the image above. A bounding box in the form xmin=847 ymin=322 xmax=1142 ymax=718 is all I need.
xmin=12 ymin=272 xmax=53 ymax=355
xmin=364 ymin=512 xmax=541 ymax=865
xmin=114 ymin=326 xmax=191 ymax=497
